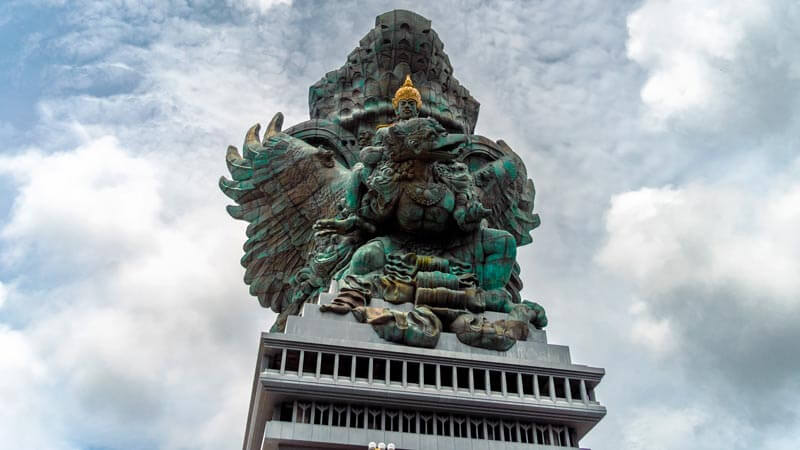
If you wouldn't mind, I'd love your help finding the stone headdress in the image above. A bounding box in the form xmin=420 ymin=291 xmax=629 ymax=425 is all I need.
xmin=392 ymin=75 xmax=422 ymax=109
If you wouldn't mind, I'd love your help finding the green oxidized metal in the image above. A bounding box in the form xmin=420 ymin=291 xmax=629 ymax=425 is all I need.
xmin=221 ymin=9 xmax=546 ymax=351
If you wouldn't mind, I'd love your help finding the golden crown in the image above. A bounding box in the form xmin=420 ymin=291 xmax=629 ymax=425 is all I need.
xmin=392 ymin=75 xmax=422 ymax=109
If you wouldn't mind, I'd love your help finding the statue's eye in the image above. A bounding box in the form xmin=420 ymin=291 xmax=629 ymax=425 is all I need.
xmin=408 ymin=139 xmax=417 ymax=146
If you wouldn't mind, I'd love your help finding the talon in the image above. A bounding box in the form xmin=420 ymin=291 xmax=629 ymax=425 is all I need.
xmin=245 ymin=123 xmax=261 ymax=149
xmin=265 ymin=112 xmax=284 ymax=142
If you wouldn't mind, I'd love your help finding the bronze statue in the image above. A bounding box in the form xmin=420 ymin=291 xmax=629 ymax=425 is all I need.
xmin=221 ymin=14 xmax=546 ymax=351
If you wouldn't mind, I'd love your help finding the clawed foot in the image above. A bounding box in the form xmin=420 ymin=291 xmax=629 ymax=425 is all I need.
xmin=314 ymin=215 xmax=376 ymax=237
xmin=318 ymin=289 xmax=368 ymax=315
xmin=319 ymin=301 xmax=354 ymax=314
xmin=511 ymin=300 xmax=548 ymax=329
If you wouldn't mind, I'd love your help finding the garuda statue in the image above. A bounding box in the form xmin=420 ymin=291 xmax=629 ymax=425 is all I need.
xmin=221 ymin=10 xmax=546 ymax=351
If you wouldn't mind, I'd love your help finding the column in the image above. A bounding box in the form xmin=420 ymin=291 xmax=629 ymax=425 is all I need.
xmin=468 ymin=368 xmax=475 ymax=394
xmin=580 ymin=379 xmax=589 ymax=405
xmin=565 ymin=378 xmax=572 ymax=403
xmin=333 ymin=354 xmax=339 ymax=382
xmin=297 ymin=351 xmax=304 ymax=377
xmin=279 ymin=348 xmax=287 ymax=375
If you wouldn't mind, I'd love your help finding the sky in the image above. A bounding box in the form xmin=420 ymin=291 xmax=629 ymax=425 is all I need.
xmin=0 ymin=0 xmax=799 ymax=449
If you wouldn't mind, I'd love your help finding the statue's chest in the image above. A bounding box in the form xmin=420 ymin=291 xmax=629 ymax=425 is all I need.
xmin=396 ymin=182 xmax=455 ymax=232
xmin=404 ymin=181 xmax=450 ymax=206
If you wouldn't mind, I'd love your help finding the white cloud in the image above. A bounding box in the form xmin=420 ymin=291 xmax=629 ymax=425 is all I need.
xmin=235 ymin=0 xmax=292 ymax=14
xmin=627 ymin=0 xmax=770 ymax=127
xmin=0 ymin=137 xmax=161 ymax=270
xmin=623 ymin=403 xmax=800 ymax=450
xmin=597 ymin=177 xmax=800 ymax=444
xmin=0 ymin=135 xmax=263 ymax=448
xmin=628 ymin=301 xmax=675 ymax=355
xmin=624 ymin=407 xmax=708 ymax=450
xmin=0 ymin=326 xmax=73 ymax=450
xmin=598 ymin=182 xmax=800 ymax=303
xmin=0 ymin=281 xmax=8 ymax=308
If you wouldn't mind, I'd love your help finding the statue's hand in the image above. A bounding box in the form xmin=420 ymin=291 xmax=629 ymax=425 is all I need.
xmin=465 ymin=203 xmax=491 ymax=222
xmin=454 ymin=201 xmax=491 ymax=231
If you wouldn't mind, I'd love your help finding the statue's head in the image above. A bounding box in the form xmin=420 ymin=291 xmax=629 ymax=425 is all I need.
xmin=357 ymin=128 xmax=374 ymax=147
xmin=392 ymin=75 xmax=422 ymax=120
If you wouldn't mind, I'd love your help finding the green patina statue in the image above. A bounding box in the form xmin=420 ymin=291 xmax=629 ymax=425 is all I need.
xmin=220 ymin=10 xmax=546 ymax=351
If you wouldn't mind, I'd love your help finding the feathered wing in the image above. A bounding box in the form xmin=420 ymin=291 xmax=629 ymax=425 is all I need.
xmin=468 ymin=138 xmax=540 ymax=246
xmin=220 ymin=113 xmax=352 ymax=313
xmin=463 ymin=137 xmax=541 ymax=303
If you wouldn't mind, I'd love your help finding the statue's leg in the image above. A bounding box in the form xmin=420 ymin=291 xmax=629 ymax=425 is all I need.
xmin=344 ymin=163 xmax=366 ymax=212
xmin=478 ymin=228 xmax=517 ymax=291
xmin=320 ymin=240 xmax=386 ymax=314
xmin=346 ymin=239 xmax=386 ymax=276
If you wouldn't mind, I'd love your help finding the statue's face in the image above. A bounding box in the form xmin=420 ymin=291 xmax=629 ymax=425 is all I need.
xmin=357 ymin=130 xmax=374 ymax=147
xmin=395 ymin=99 xmax=418 ymax=120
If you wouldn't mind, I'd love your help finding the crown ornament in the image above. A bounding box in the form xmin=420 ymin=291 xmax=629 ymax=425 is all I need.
xmin=392 ymin=74 xmax=422 ymax=109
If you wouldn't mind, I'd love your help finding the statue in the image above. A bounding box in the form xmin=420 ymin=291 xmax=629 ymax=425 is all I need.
xmin=220 ymin=12 xmax=547 ymax=351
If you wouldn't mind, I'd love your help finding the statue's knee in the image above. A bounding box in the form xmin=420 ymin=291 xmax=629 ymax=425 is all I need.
xmin=349 ymin=241 xmax=385 ymax=275
xmin=482 ymin=229 xmax=517 ymax=259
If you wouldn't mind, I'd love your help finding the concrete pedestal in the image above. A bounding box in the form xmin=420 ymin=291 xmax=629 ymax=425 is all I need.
xmin=243 ymin=295 xmax=606 ymax=450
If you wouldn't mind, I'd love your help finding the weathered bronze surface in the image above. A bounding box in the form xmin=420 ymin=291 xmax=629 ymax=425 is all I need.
xmin=221 ymin=10 xmax=546 ymax=350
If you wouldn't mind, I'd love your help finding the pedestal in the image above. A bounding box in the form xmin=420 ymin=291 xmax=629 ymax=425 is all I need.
xmin=243 ymin=294 xmax=606 ymax=449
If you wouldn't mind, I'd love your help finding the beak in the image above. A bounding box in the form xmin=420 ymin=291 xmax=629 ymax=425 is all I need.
xmin=430 ymin=133 xmax=467 ymax=159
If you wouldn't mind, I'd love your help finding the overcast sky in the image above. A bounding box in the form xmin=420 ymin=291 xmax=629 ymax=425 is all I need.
xmin=1 ymin=1 xmax=799 ymax=449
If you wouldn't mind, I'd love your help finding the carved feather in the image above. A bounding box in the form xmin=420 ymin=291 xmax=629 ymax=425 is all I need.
xmin=220 ymin=114 xmax=351 ymax=313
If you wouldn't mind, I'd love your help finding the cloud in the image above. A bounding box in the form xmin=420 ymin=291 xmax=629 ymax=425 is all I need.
xmin=0 ymin=134 xmax=264 ymax=448
xmin=628 ymin=300 xmax=675 ymax=355
xmin=597 ymin=179 xmax=800 ymax=439
xmin=234 ymin=0 xmax=292 ymax=14
xmin=627 ymin=0 xmax=800 ymax=139
xmin=0 ymin=326 xmax=70 ymax=450
xmin=624 ymin=407 xmax=707 ymax=450
xmin=0 ymin=137 xmax=161 ymax=275
xmin=598 ymin=182 xmax=800 ymax=303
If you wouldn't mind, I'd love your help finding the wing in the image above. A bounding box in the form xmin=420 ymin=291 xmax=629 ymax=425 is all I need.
xmin=466 ymin=137 xmax=541 ymax=247
xmin=220 ymin=113 xmax=352 ymax=313
xmin=461 ymin=137 xmax=540 ymax=304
